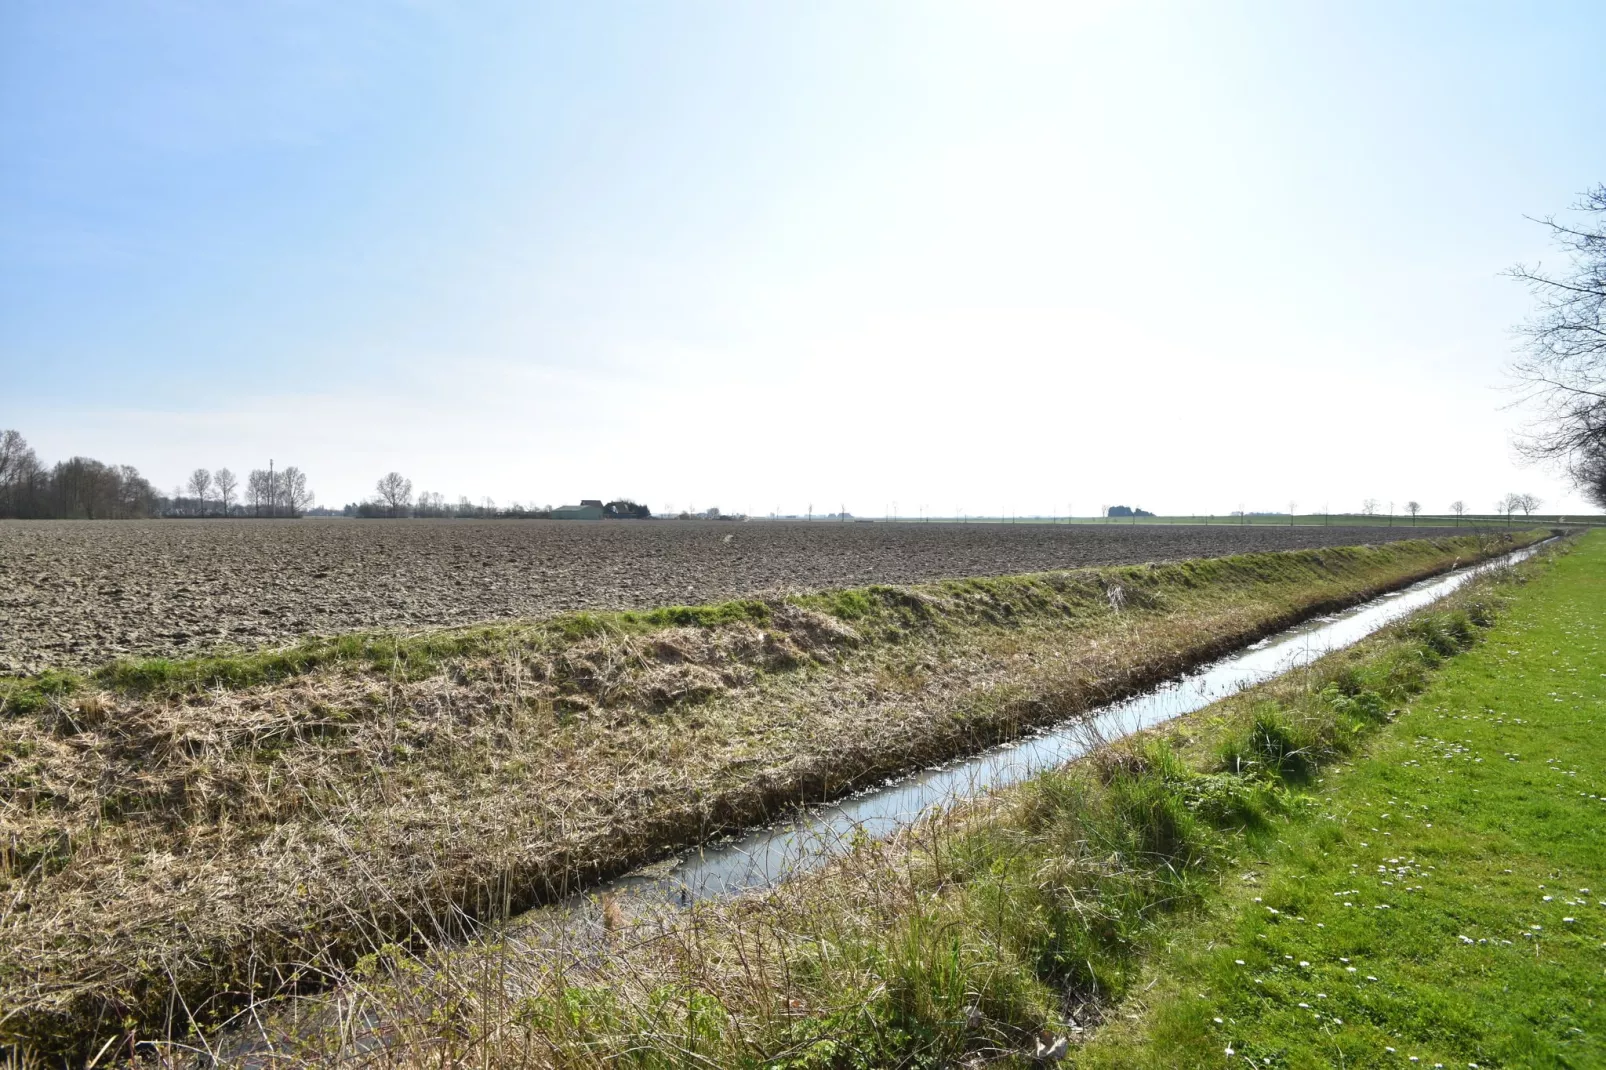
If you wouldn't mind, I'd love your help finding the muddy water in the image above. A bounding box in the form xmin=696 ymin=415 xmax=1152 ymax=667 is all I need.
xmin=527 ymin=540 xmax=1547 ymax=921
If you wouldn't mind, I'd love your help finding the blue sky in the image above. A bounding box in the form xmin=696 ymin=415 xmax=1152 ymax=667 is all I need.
xmin=4 ymin=1 xmax=1604 ymax=515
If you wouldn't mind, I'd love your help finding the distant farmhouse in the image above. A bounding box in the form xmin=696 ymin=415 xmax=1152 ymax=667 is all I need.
xmin=552 ymin=499 xmax=652 ymax=520
xmin=553 ymin=499 xmax=605 ymax=520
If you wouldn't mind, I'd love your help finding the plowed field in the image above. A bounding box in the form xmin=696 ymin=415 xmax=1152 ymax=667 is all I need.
xmin=0 ymin=519 xmax=1471 ymax=673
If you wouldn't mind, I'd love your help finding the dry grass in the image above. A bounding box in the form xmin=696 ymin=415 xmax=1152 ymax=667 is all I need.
xmin=0 ymin=533 xmax=1538 ymax=1057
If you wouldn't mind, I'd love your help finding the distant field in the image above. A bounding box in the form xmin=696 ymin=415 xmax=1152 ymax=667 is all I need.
xmin=0 ymin=518 xmax=1481 ymax=673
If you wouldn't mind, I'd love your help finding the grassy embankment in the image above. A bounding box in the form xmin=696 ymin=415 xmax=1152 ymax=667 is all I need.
xmin=0 ymin=533 xmax=1538 ymax=1058
xmin=311 ymin=533 xmax=1599 ymax=1068
xmin=1080 ymin=530 xmax=1605 ymax=1067
xmin=905 ymin=515 xmax=1597 ymax=529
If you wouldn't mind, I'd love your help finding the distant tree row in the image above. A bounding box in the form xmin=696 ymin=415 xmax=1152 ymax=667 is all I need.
xmin=1354 ymin=497 xmax=1543 ymax=519
xmin=0 ymin=429 xmax=159 ymax=518
xmin=346 ymin=472 xmax=548 ymax=519
xmin=346 ymin=471 xmax=651 ymax=519
xmin=170 ymin=464 xmax=316 ymax=517
xmin=0 ymin=429 xmax=319 ymax=520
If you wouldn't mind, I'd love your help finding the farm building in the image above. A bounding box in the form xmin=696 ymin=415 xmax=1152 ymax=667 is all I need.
xmin=552 ymin=499 xmax=605 ymax=520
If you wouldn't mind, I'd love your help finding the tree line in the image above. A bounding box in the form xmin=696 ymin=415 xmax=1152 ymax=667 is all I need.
xmin=176 ymin=464 xmax=315 ymax=517
xmin=0 ymin=429 xmax=316 ymax=519
xmin=348 ymin=471 xmax=651 ymax=519
xmin=0 ymin=429 xmax=160 ymax=518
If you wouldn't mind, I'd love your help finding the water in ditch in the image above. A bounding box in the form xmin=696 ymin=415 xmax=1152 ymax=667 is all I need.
xmin=536 ymin=540 xmax=1546 ymax=919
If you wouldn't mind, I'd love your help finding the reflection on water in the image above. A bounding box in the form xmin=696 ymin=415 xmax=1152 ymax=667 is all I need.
xmin=543 ymin=541 xmax=1543 ymax=916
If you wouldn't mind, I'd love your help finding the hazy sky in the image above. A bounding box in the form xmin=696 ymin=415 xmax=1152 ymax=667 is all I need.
xmin=4 ymin=1 xmax=1604 ymax=516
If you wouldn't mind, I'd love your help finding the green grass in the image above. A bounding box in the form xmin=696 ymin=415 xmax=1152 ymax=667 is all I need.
xmin=874 ymin=514 xmax=1600 ymax=528
xmin=1077 ymin=532 xmax=1606 ymax=1068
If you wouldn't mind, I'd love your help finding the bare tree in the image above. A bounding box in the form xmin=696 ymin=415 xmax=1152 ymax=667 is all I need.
xmin=375 ymin=472 xmax=413 ymax=518
xmin=1360 ymin=498 xmax=1379 ymax=516
xmin=0 ymin=430 xmax=43 ymax=517
xmin=247 ymin=469 xmax=274 ymax=516
xmin=1509 ymin=184 xmax=1606 ymax=494
xmin=214 ymin=468 xmax=238 ymax=515
xmin=1498 ymin=492 xmax=1522 ymax=520
xmin=1405 ymin=500 xmax=1421 ymax=524
xmin=1516 ymin=492 xmax=1541 ymax=516
xmin=279 ymin=466 xmax=314 ymax=517
xmin=0 ymin=429 xmax=33 ymax=486
xmin=1573 ymin=449 xmax=1606 ymax=508
xmin=1450 ymin=500 xmax=1465 ymax=520
xmin=187 ymin=469 xmax=212 ymax=514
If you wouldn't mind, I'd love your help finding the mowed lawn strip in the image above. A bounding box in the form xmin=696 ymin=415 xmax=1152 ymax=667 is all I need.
xmin=1079 ymin=531 xmax=1606 ymax=1068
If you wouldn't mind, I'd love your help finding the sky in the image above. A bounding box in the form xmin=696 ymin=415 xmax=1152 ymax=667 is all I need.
xmin=3 ymin=1 xmax=1605 ymax=517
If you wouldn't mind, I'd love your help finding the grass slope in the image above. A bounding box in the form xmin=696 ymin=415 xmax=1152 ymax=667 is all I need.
xmin=1081 ymin=533 xmax=1606 ymax=1068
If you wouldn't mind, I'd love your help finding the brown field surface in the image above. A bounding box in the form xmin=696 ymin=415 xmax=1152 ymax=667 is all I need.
xmin=0 ymin=518 xmax=1468 ymax=673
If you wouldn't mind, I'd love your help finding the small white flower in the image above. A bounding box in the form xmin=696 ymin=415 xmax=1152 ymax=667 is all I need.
xmin=1226 ymin=1045 xmax=1235 ymax=1057
xmin=1299 ymin=960 xmax=1311 ymax=967
xmin=1213 ymin=1017 xmax=1224 ymax=1024
xmin=1235 ymin=959 xmax=1245 ymax=965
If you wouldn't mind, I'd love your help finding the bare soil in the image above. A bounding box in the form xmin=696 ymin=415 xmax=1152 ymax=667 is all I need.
xmin=0 ymin=519 xmax=1469 ymax=673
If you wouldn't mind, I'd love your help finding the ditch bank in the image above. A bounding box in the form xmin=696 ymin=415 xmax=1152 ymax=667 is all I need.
xmin=0 ymin=531 xmax=1542 ymax=1058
